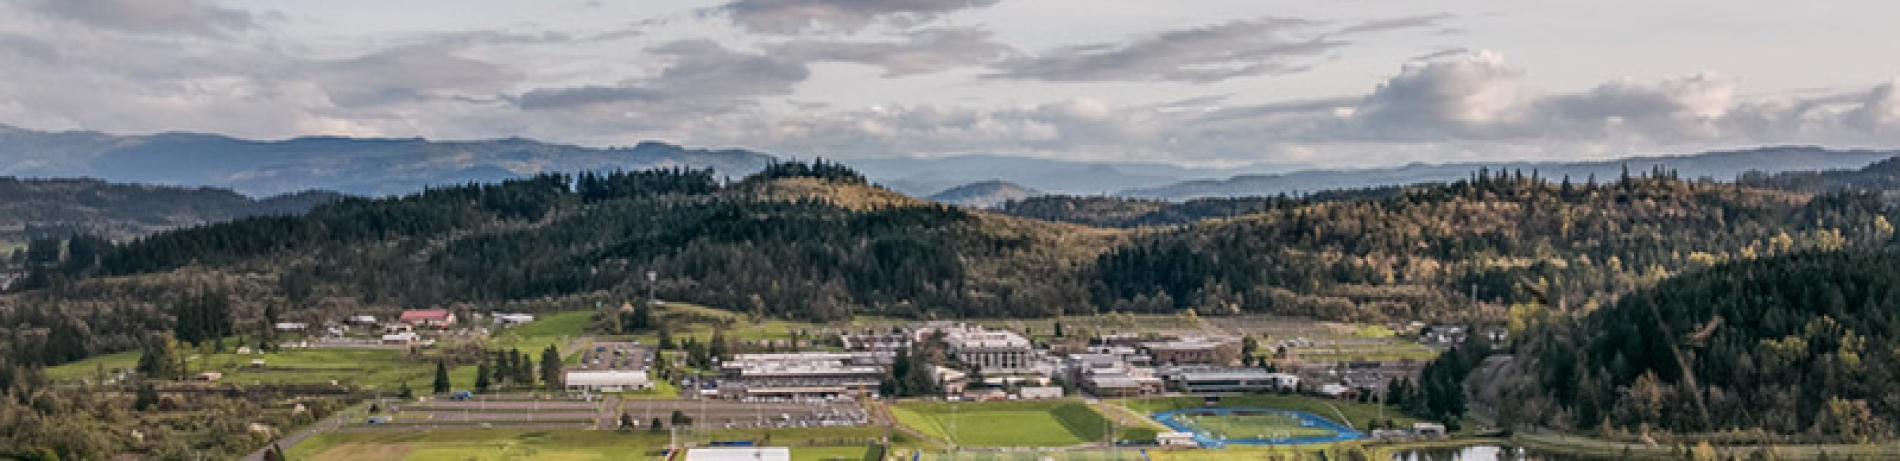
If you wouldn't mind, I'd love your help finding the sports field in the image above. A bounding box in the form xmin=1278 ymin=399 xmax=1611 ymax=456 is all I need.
xmin=1117 ymin=394 xmax=1421 ymax=431
xmin=290 ymin=428 xmax=888 ymax=461
xmin=1165 ymin=409 xmax=1336 ymax=440
xmin=891 ymin=401 xmax=1112 ymax=447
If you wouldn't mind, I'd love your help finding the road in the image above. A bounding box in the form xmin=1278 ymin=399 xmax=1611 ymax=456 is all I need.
xmin=239 ymin=403 xmax=367 ymax=461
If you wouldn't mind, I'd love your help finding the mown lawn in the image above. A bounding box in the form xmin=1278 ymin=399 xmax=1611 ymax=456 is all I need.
xmin=891 ymin=400 xmax=1112 ymax=447
xmin=291 ymin=429 xmax=669 ymax=461
xmin=293 ymin=428 xmax=897 ymax=461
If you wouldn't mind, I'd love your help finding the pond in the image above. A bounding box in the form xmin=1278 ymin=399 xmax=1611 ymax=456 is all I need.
xmin=1391 ymin=445 xmax=1612 ymax=461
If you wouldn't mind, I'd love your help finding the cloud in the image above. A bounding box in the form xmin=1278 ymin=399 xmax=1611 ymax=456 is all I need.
xmin=991 ymin=17 xmax=1343 ymax=83
xmin=317 ymin=44 xmax=523 ymax=108
xmin=718 ymin=0 xmax=999 ymax=34
xmin=20 ymin=0 xmax=257 ymax=38
xmin=1846 ymin=78 xmax=1900 ymax=131
xmin=1351 ymin=50 xmax=1521 ymax=136
xmin=1261 ymin=50 xmax=1900 ymax=148
xmin=513 ymin=39 xmax=807 ymax=112
xmin=1334 ymin=13 xmax=1456 ymax=35
xmin=768 ymin=27 xmax=1013 ymax=77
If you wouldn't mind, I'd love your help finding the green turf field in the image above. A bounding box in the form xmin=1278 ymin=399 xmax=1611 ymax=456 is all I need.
xmin=291 ymin=428 xmax=891 ymax=461
xmin=1168 ymin=410 xmax=1336 ymax=439
xmin=291 ymin=429 xmax=668 ymax=461
xmin=891 ymin=401 xmax=1113 ymax=448
xmin=909 ymin=449 xmax=1146 ymax=461
xmin=1117 ymin=394 xmax=1418 ymax=431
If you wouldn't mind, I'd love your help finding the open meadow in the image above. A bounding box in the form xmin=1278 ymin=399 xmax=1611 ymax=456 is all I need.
xmin=44 ymin=310 xmax=598 ymax=392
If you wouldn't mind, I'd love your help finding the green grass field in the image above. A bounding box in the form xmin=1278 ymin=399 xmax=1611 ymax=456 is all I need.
xmin=46 ymin=311 xmax=595 ymax=391
xmin=891 ymin=401 xmax=1114 ymax=448
xmin=292 ymin=428 xmax=894 ymax=461
xmin=910 ymin=449 xmax=1146 ymax=461
xmin=1167 ymin=410 xmax=1336 ymax=440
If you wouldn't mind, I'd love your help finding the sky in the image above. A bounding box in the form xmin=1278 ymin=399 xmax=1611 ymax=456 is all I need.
xmin=2 ymin=0 xmax=1899 ymax=169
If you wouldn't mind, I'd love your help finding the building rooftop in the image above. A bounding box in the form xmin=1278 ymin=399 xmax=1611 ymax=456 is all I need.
xmin=686 ymin=447 xmax=790 ymax=461
xmin=399 ymin=309 xmax=451 ymax=321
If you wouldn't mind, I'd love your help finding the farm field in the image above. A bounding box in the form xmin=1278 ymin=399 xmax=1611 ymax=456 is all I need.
xmin=891 ymin=400 xmax=1113 ymax=448
xmin=44 ymin=310 xmax=596 ymax=391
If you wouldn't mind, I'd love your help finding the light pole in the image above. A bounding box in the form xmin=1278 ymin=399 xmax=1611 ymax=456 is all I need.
xmin=646 ymin=270 xmax=658 ymax=310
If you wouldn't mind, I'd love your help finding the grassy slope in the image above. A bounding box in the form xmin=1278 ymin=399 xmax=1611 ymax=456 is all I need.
xmin=46 ymin=311 xmax=595 ymax=392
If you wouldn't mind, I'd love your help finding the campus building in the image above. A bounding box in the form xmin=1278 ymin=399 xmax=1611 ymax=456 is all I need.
xmin=929 ymin=324 xmax=1037 ymax=376
xmin=717 ymin=352 xmax=887 ymax=400
xmin=1160 ymin=367 xmax=1298 ymax=393
xmin=564 ymin=370 xmax=652 ymax=392
xmin=1141 ymin=336 xmax=1240 ymax=366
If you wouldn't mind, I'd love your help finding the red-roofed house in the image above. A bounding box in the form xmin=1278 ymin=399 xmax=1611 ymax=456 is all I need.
xmin=399 ymin=309 xmax=456 ymax=329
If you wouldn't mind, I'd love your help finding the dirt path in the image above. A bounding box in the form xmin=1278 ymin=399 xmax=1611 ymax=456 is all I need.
xmin=864 ymin=400 xmax=934 ymax=444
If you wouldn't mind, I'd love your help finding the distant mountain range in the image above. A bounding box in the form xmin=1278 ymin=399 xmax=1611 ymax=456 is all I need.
xmin=0 ymin=177 xmax=340 ymax=245
xmin=3 ymin=125 xmax=1893 ymax=203
xmin=0 ymin=125 xmax=774 ymax=197
xmin=1119 ymin=146 xmax=1898 ymax=200
xmin=847 ymin=155 xmax=1278 ymax=196
xmin=924 ymin=180 xmax=1042 ymax=208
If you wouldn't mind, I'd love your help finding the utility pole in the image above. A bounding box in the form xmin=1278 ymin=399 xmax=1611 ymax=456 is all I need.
xmin=646 ymin=269 xmax=661 ymax=309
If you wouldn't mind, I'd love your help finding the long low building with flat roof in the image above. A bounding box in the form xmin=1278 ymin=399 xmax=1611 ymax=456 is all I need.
xmin=1162 ymin=367 xmax=1298 ymax=393
xmin=718 ymin=352 xmax=887 ymax=399
xmin=565 ymin=370 xmax=652 ymax=392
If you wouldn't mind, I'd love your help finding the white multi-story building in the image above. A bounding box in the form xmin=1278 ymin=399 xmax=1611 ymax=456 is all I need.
xmin=926 ymin=324 xmax=1037 ymax=376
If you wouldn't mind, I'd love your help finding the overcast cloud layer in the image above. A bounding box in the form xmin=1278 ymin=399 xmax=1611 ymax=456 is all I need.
xmin=2 ymin=0 xmax=1899 ymax=168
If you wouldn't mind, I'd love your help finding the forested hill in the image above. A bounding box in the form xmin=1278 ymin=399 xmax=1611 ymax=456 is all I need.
xmin=0 ymin=161 xmax=1118 ymax=367
xmin=1739 ymin=155 xmax=1900 ymax=196
xmin=996 ymin=186 xmax=1406 ymax=228
xmin=6 ymin=162 xmax=1900 ymax=373
xmin=1491 ymin=250 xmax=1900 ymax=441
xmin=0 ymin=177 xmax=341 ymax=245
xmin=1089 ymin=168 xmax=1898 ymax=322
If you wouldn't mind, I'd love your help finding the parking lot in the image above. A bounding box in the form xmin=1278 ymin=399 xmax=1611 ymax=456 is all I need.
xmin=577 ymin=341 xmax=650 ymax=371
xmin=356 ymin=396 xmax=604 ymax=430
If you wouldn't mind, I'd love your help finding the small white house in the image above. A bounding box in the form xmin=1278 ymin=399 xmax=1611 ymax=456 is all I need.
xmin=493 ymin=313 xmax=536 ymax=325
xmin=564 ymin=370 xmax=651 ymax=392
xmin=273 ymin=322 xmax=308 ymax=332
xmin=1157 ymin=431 xmax=1198 ymax=447
xmin=349 ymin=315 xmax=378 ymax=325
xmin=1318 ymin=383 xmax=1352 ymax=398
xmin=1412 ymin=422 xmax=1447 ymax=438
